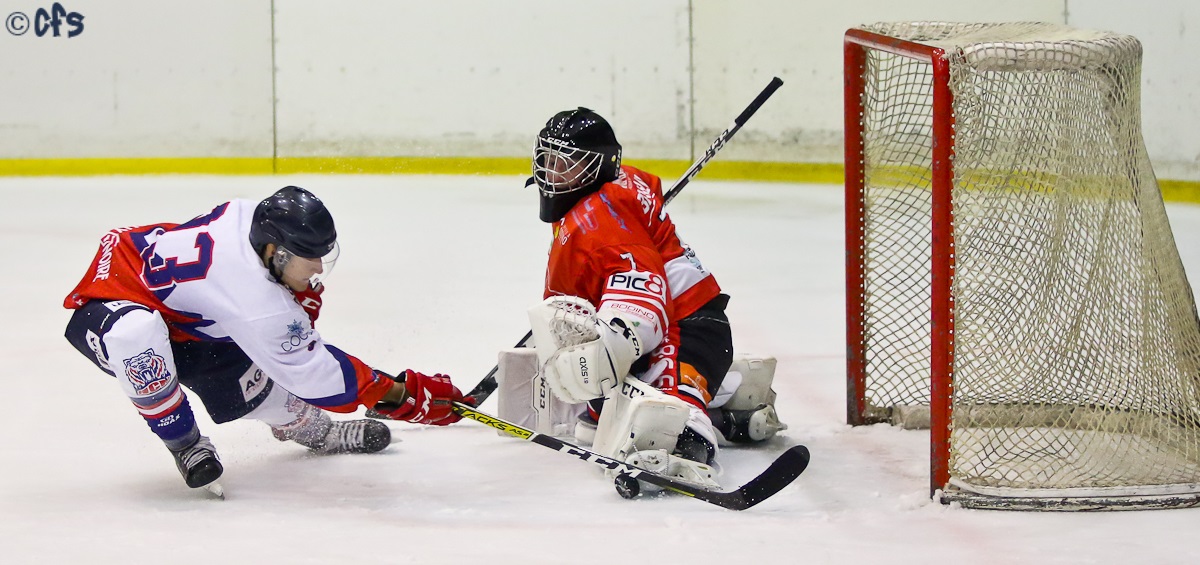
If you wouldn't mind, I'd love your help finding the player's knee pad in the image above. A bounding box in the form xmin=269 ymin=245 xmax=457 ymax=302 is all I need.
xmin=102 ymin=307 xmax=178 ymax=400
xmin=65 ymin=300 xmax=160 ymax=377
xmin=494 ymin=348 xmax=585 ymax=437
xmin=93 ymin=304 xmax=200 ymax=444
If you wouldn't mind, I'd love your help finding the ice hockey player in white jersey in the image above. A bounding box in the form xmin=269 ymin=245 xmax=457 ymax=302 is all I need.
xmin=64 ymin=186 xmax=471 ymax=493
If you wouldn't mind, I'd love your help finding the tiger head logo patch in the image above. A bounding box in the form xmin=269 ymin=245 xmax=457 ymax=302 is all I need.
xmin=123 ymin=349 xmax=172 ymax=395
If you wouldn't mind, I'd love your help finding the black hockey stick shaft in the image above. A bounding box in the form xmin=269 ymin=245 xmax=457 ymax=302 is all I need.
xmin=452 ymin=401 xmax=809 ymax=510
xmin=467 ymin=76 xmax=784 ymax=404
xmin=661 ymin=76 xmax=784 ymax=206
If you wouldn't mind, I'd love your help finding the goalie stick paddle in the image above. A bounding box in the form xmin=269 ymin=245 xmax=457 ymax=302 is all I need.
xmin=467 ymin=76 xmax=785 ymax=405
xmin=465 ymin=331 xmax=533 ymax=402
xmin=452 ymin=401 xmax=810 ymax=511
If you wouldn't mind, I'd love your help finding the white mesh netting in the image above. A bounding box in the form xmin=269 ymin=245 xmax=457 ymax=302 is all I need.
xmin=852 ymin=22 xmax=1200 ymax=507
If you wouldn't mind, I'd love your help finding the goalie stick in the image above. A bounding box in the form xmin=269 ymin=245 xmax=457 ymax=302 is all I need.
xmin=659 ymin=75 xmax=784 ymax=213
xmin=467 ymin=76 xmax=786 ymax=404
xmin=452 ymin=400 xmax=809 ymax=510
xmin=464 ymin=331 xmax=533 ymax=404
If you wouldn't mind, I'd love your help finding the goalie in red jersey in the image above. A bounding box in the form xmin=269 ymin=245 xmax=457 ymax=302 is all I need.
xmin=520 ymin=108 xmax=786 ymax=490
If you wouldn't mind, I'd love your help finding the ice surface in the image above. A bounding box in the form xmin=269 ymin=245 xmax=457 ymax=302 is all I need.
xmin=2 ymin=174 xmax=1198 ymax=564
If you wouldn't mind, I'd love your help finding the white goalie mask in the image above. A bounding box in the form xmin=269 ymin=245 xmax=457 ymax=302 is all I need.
xmin=533 ymin=136 xmax=608 ymax=196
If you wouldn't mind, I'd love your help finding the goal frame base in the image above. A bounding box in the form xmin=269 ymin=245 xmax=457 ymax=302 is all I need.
xmin=940 ymin=481 xmax=1200 ymax=511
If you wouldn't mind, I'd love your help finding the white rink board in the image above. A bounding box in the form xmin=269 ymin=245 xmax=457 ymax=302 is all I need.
xmin=0 ymin=0 xmax=273 ymax=158
xmin=272 ymin=1 xmax=691 ymax=159
xmin=2 ymin=1 xmax=1200 ymax=177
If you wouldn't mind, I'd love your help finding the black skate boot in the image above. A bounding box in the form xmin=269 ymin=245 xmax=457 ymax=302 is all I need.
xmin=170 ymin=435 xmax=223 ymax=489
xmin=673 ymin=425 xmax=718 ymax=465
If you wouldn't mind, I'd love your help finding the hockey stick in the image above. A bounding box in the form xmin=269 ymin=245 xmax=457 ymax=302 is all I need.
xmin=660 ymin=75 xmax=784 ymax=210
xmin=467 ymin=76 xmax=785 ymax=404
xmin=465 ymin=331 xmax=532 ymax=402
xmin=452 ymin=401 xmax=809 ymax=510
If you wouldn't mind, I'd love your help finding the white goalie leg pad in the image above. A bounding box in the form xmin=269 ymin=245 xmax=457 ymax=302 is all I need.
xmin=624 ymin=450 xmax=721 ymax=493
xmin=715 ymin=355 xmax=779 ymax=411
xmin=495 ymin=348 xmax=584 ymax=437
xmin=710 ymin=355 xmax=787 ymax=443
xmin=527 ymin=296 xmax=640 ymax=404
xmin=574 ymin=413 xmax=598 ymax=445
xmin=594 ymin=379 xmax=689 ymax=465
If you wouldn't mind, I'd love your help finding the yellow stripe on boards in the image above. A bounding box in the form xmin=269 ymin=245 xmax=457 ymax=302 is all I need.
xmin=0 ymin=157 xmax=273 ymax=176
xmin=275 ymin=156 xmax=530 ymax=176
xmin=0 ymin=156 xmax=1197 ymax=204
xmin=1160 ymin=180 xmax=1200 ymax=205
xmin=624 ymin=159 xmax=844 ymax=185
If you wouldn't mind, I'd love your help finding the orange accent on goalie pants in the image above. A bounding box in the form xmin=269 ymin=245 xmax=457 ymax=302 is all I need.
xmin=678 ymin=362 xmax=712 ymax=406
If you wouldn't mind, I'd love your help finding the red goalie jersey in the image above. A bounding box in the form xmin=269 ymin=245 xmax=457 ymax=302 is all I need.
xmin=544 ymin=165 xmax=721 ymax=401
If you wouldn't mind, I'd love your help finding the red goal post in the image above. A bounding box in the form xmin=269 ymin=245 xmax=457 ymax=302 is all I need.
xmin=844 ymin=27 xmax=957 ymax=497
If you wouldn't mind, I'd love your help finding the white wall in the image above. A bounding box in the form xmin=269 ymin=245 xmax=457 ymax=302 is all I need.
xmin=689 ymin=0 xmax=1064 ymax=162
xmin=2 ymin=0 xmax=1198 ymax=179
xmin=273 ymin=1 xmax=691 ymax=159
xmin=1065 ymin=0 xmax=1200 ymax=179
xmin=0 ymin=0 xmax=272 ymax=158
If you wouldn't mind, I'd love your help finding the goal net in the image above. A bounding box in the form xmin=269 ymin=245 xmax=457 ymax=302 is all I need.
xmin=844 ymin=22 xmax=1200 ymax=510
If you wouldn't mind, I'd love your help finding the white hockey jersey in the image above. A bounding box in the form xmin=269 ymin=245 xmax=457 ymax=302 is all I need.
xmin=64 ymin=199 xmax=391 ymax=411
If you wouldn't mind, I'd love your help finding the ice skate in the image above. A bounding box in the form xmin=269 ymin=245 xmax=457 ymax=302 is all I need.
xmin=170 ymin=435 xmax=223 ymax=489
xmin=673 ymin=423 xmax=718 ymax=464
xmin=273 ymin=416 xmax=392 ymax=454
xmin=315 ymin=419 xmax=392 ymax=454
xmin=713 ymin=403 xmax=788 ymax=443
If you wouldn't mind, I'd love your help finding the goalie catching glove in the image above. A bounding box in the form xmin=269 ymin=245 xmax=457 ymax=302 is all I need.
xmin=528 ymin=296 xmax=645 ymax=404
xmin=373 ymin=370 xmax=473 ymax=425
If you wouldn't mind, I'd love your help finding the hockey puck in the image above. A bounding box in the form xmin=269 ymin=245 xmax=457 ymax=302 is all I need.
xmin=614 ymin=474 xmax=640 ymax=499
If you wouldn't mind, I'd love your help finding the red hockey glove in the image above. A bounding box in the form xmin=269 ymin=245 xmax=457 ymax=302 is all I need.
xmin=292 ymin=282 xmax=324 ymax=324
xmin=373 ymin=371 xmax=473 ymax=426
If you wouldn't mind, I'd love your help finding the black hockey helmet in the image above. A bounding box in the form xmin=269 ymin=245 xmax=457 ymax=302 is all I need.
xmin=250 ymin=186 xmax=340 ymax=287
xmin=531 ymin=107 xmax=622 ymax=223
xmin=249 ymin=185 xmax=337 ymax=259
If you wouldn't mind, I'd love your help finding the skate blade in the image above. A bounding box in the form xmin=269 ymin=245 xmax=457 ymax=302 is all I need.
xmin=203 ymin=481 xmax=225 ymax=500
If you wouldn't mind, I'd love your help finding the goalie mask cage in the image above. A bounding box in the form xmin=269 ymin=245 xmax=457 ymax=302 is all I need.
xmin=844 ymin=22 xmax=1200 ymax=510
